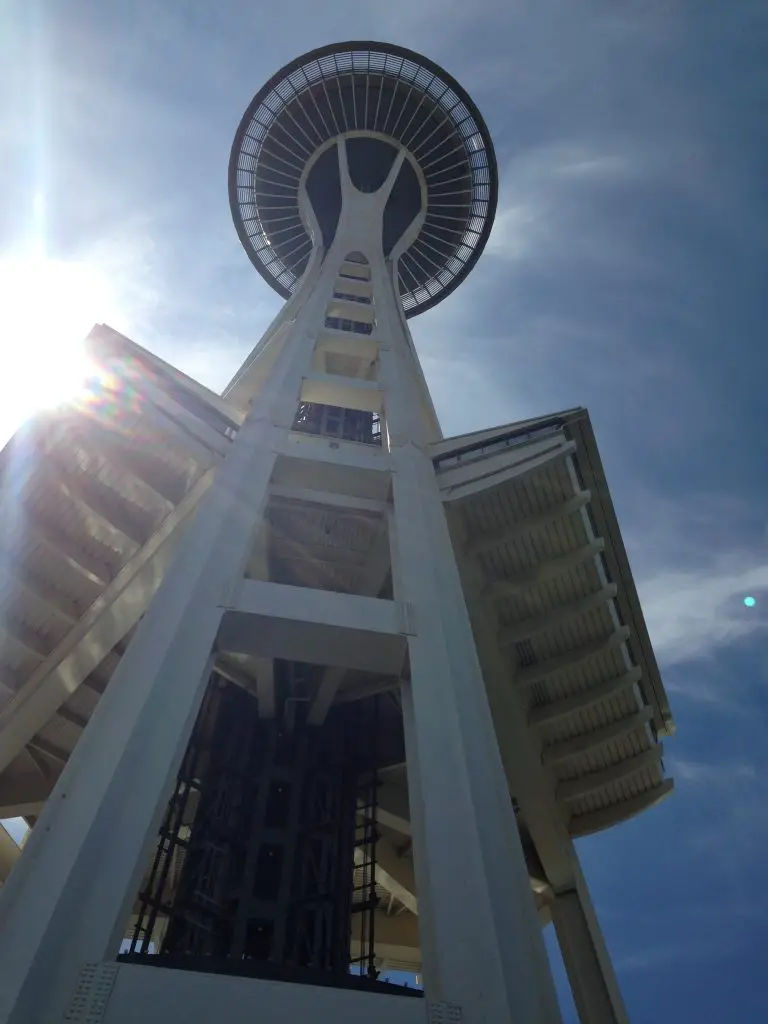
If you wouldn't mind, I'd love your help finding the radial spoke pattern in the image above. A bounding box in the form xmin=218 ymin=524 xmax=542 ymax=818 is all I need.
xmin=229 ymin=42 xmax=497 ymax=317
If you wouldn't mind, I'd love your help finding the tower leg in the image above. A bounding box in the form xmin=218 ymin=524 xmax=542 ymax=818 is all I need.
xmin=390 ymin=442 xmax=563 ymax=1024
xmin=0 ymin=326 xmax=319 ymax=1023
xmin=551 ymin=865 xmax=629 ymax=1024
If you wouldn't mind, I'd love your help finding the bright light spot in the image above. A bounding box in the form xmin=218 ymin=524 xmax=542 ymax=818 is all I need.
xmin=0 ymin=255 xmax=116 ymax=443
xmin=744 ymin=596 xmax=756 ymax=608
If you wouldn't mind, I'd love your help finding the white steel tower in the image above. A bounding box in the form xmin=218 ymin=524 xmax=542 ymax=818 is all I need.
xmin=0 ymin=42 xmax=674 ymax=1024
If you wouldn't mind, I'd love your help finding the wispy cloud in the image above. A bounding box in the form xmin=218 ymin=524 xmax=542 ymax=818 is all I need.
xmin=669 ymin=758 xmax=757 ymax=785
xmin=666 ymin=753 xmax=768 ymax=889
xmin=605 ymin=486 xmax=768 ymax=679
xmin=638 ymin=554 xmax=768 ymax=668
xmin=616 ymin=934 xmax=740 ymax=974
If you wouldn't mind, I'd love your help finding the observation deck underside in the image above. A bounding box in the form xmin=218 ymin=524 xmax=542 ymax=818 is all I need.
xmin=229 ymin=42 xmax=497 ymax=316
xmin=0 ymin=326 xmax=674 ymax=977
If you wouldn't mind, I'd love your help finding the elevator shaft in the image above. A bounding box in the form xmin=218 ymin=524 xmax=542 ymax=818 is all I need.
xmin=126 ymin=676 xmax=382 ymax=985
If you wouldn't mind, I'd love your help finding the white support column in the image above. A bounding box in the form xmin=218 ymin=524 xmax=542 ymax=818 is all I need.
xmin=389 ymin=444 xmax=562 ymax=1024
xmin=551 ymin=869 xmax=630 ymax=1024
xmin=0 ymin=268 xmax=335 ymax=1024
xmin=368 ymin=229 xmax=561 ymax=1020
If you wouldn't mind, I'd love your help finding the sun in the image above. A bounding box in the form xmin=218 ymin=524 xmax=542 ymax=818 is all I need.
xmin=0 ymin=254 xmax=116 ymax=444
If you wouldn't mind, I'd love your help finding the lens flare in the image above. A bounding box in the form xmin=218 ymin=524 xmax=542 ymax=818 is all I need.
xmin=0 ymin=255 xmax=116 ymax=443
xmin=744 ymin=596 xmax=756 ymax=608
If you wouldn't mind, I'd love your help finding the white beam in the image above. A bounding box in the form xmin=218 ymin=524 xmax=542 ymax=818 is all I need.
xmin=542 ymin=708 xmax=654 ymax=765
xmin=306 ymin=666 xmax=345 ymax=726
xmin=388 ymin=426 xmax=562 ymax=1021
xmin=86 ymin=325 xmax=245 ymax=429
xmin=214 ymin=656 xmax=257 ymax=696
xmin=269 ymin=484 xmax=387 ymax=515
xmin=300 ymin=372 xmax=382 ymax=413
xmin=0 ymin=470 xmax=213 ymax=776
xmin=529 ymin=668 xmax=641 ymax=727
xmin=277 ymin=435 xmax=390 ymax=474
xmin=219 ymin=579 xmax=409 ymax=676
xmin=25 ymin=745 xmax=54 ymax=780
xmin=354 ymin=835 xmax=417 ymax=915
xmin=499 ymin=584 xmax=617 ymax=647
xmin=516 ymin=626 xmax=630 ymax=689
xmin=551 ymin=887 xmax=630 ymax=1024
xmin=485 ymin=539 xmax=604 ymax=600
xmin=467 ymin=490 xmax=591 ymax=557
xmin=315 ymin=329 xmax=379 ymax=365
xmin=271 ymin=449 xmax=391 ymax=504
xmin=326 ymin=295 xmax=376 ymax=323
xmin=557 ymin=744 xmax=663 ymax=803
xmin=0 ymin=409 xmax=291 ymax=1021
xmin=439 ymin=439 xmax=576 ymax=504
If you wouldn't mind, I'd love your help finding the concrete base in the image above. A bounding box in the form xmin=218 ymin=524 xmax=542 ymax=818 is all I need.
xmin=74 ymin=962 xmax=427 ymax=1024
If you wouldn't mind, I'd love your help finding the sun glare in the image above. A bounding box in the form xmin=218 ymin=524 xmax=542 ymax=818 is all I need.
xmin=0 ymin=255 xmax=115 ymax=444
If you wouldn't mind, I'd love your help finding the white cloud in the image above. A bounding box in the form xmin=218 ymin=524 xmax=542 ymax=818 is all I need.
xmin=638 ymin=554 xmax=768 ymax=668
xmin=665 ymin=754 xmax=768 ymax=890
xmin=611 ymin=490 xmax=768 ymax=678
xmin=484 ymin=144 xmax=638 ymax=264
xmin=486 ymin=199 xmax=546 ymax=262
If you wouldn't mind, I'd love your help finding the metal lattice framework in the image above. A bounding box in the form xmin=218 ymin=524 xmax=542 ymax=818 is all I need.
xmin=229 ymin=41 xmax=498 ymax=316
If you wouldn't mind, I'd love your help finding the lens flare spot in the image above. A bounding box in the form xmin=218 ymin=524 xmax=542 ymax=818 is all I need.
xmin=744 ymin=596 xmax=756 ymax=608
xmin=0 ymin=254 xmax=118 ymax=441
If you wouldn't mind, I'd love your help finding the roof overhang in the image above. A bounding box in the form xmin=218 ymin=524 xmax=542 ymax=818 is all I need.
xmin=430 ymin=410 xmax=674 ymax=841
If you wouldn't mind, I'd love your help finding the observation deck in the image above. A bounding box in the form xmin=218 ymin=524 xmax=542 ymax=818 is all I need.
xmin=229 ymin=42 xmax=497 ymax=316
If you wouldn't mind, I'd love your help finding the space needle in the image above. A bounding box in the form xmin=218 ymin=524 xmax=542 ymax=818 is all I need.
xmin=0 ymin=42 xmax=674 ymax=1024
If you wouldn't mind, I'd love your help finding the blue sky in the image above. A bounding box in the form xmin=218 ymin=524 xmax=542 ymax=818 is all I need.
xmin=2 ymin=1 xmax=768 ymax=1020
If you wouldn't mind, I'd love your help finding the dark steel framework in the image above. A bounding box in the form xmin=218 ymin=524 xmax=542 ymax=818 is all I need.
xmin=122 ymin=672 xmax=410 ymax=993
xmin=229 ymin=41 xmax=498 ymax=316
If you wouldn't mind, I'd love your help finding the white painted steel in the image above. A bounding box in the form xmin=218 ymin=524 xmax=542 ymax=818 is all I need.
xmin=0 ymin=128 xmax=642 ymax=1024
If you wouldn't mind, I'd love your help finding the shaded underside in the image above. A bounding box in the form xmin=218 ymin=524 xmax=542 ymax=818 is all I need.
xmin=229 ymin=42 xmax=497 ymax=316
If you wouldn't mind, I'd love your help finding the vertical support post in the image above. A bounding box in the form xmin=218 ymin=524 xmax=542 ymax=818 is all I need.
xmin=389 ymin=443 xmax=563 ymax=1024
xmin=551 ymin=867 xmax=630 ymax=1024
